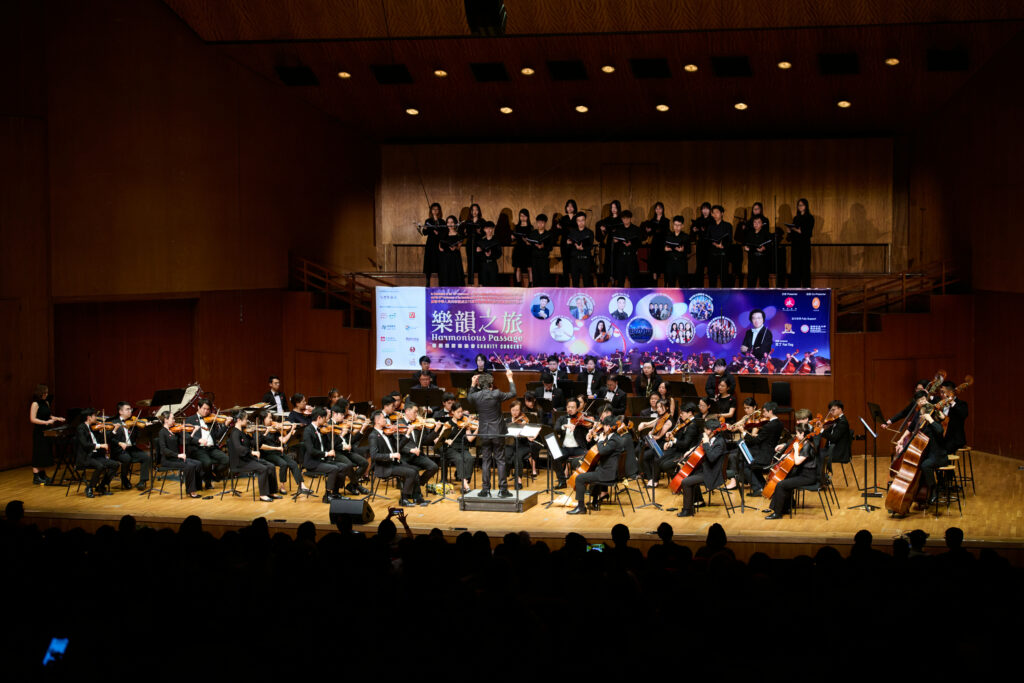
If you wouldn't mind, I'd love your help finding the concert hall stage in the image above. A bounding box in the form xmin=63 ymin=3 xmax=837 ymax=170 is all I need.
xmin=5 ymin=451 xmax=1022 ymax=562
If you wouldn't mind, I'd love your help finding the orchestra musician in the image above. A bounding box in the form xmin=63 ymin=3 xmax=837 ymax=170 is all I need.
xmin=765 ymin=423 xmax=817 ymax=519
xmin=411 ymin=355 xmax=437 ymax=387
xmin=256 ymin=410 xmax=315 ymax=496
xmin=76 ymin=409 xmax=120 ymax=498
xmin=600 ymin=375 xmax=628 ymax=416
xmin=110 ymin=401 xmax=152 ymax=491
xmin=554 ymin=398 xmax=592 ymax=489
xmin=185 ymin=399 xmax=232 ymax=490
xmin=475 ymin=222 xmax=502 ymax=287
xmin=226 ymin=412 xmax=281 ymax=502
xmin=467 ymin=368 xmax=517 ymax=498
xmin=532 ymin=372 xmax=566 ymax=419
xmin=883 ymin=380 xmax=932 ymax=429
xmin=711 ymin=380 xmax=737 ymax=422
xmin=663 ymin=216 xmax=691 ymax=288
xmin=578 ymin=356 xmax=606 ymax=401
xmin=155 ymin=412 xmax=203 ymax=498
xmin=288 ymin=394 xmax=313 ymax=426
xmin=30 ymin=384 xmax=64 ymax=485
xmin=396 ymin=402 xmax=439 ymax=500
xmin=634 ymin=361 xmax=661 ymax=399
xmin=742 ymin=402 xmax=784 ymax=496
xmin=820 ymin=400 xmax=851 ymax=473
xmin=368 ymin=410 xmax=421 ymax=507
xmin=260 ymin=375 xmax=290 ymax=414
xmin=704 ymin=359 xmax=735 ymax=398
xmin=329 ymin=404 xmax=371 ymax=496
xmin=677 ymin=419 xmax=728 ymax=517
xmin=938 ymin=380 xmax=969 ymax=453
xmin=505 ymin=399 xmax=541 ymax=487
xmin=302 ymin=407 xmax=352 ymax=504
xmin=913 ymin=392 xmax=949 ymax=507
xmin=440 ymin=403 xmax=476 ymax=494
xmin=638 ymin=399 xmax=673 ymax=487
xmin=544 ymin=355 xmax=569 ymax=387
xmin=565 ymin=212 xmax=595 ymax=288
xmin=653 ymin=381 xmax=677 ymax=419
xmin=567 ymin=416 xmax=623 ymax=515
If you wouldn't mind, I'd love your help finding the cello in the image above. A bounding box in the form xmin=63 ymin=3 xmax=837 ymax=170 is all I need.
xmin=669 ymin=423 xmax=728 ymax=494
xmin=762 ymin=421 xmax=817 ymax=499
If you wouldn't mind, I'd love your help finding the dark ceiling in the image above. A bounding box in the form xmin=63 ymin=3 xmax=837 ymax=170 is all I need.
xmin=162 ymin=0 xmax=1024 ymax=142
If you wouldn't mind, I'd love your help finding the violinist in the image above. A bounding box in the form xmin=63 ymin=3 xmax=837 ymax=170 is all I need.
xmin=443 ymin=404 xmax=477 ymax=494
xmin=467 ymin=368 xmax=517 ymax=498
xmin=639 ymin=400 xmax=673 ymax=488
xmin=368 ymin=410 xmax=421 ymax=507
xmin=261 ymin=375 xmax=290 ymax=414
xmin=820 ymin=401 xmax=851 ymax=471
xmin=380 ymin=394 xmax=398 ymax=421
xmin=742 ymin=402 xmax=784 ymax=496
xmin=432 ymin=392 xmax=458 ymax=422
xmin=288 ymin=394 xmax=313 ymax=426
xmin=938 ymin=381 xmax=969 ymax=453
xmin=227 ymin=412 xmax=281 ymax=502
xmin=653 ymin=381 xmax=677 ymax=419
xmin=553 ymin=398 xmax=592 ymax=488
xmin=677 ymin=419 xmax=728 ymax=518
xmin=725 ymin=398 xmax=760 ymax=489
xmin=505 ymin=399 xmax=540 ymax=488
xmin=185 ymin=399 xmax=231 ymax=490
xmin=600 ymin=375 xmax=627 ymax=416
xmin=329 ymin=405 xmax=371 ymax=496
xmin=302 ymin=407 xmax=351 ymax=504
xmin=76 ymin=409 xmax=119 ymax=498
xmin=155 ymin=412 xmax=203 ymax=498
xmin=638 ymin=393 xmax=661 ymax=420
xmin=256 ymin=410 xmax=315 ymax=496
xmin=397 ymin=402 xmax=438 ymax=499
xmin=567 ymin=416 xmax=623 ymax=515
xmin=110 ymin=401 xmax=152 ymax=491
xmin=765 ymin=423 xmax=817 ymax=519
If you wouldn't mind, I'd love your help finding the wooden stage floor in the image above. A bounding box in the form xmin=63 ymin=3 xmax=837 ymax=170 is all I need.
xmin=5 ymin=451 xmax=1023 ymax=559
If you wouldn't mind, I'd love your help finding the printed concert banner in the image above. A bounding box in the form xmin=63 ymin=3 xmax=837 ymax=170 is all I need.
xmin=376 ymin=287 xmax=831 ymax=375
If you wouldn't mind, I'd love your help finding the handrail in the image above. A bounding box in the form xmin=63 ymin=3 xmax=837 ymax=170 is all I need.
xmin=835 ymin=260 xmax=961 ymax=329
xmin=289 ymin=253 xmax=376 ymax=327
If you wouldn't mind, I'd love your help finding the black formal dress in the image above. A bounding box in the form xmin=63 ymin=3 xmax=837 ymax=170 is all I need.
xmin=662 ymin=231 xmax=691 ymax=288
xmin=789 ymin=213 xmax=814 ymax=287
xmin=745 ymin=228 xmax=773 ymax=288
xmin=226 ymin=428 xmax=277 ymax=497
xmin=504 ymin=415 xmax=541 ymax=479
xmin=643 ymin=215 xmax=669 ymax=277
xmin=464 ymin=218 xmax=485 ymax=284
xmin=595 ymin=214 xmax=623 ymax=284
xmin=467 ymin=379 xmax=516 ymax=493
xmin=691 ymin=214 xmax=713 ymax=286
xmin=511 ymin=223 xmax=533 ymax=272
xmin=369 ymin=429 xmax=419 ymax=498
xmin=75 ymin=423 xmax=119 ymax=489
xmin=438 ymin=233 xmax=465 ymax=286
xmin=258 ymin=429 xmax=305 ymax=489
xmin=704 ymin=372 xmax=736 ymax=398
xmin=422 ymin=217 xmax=445 ymax=281
xmin=440 ymin=418 xmax=475 ymax=483
xmin=155 ymin=427 xmax=201 ymax=494
xmin=743 ymin=418 xmax=784 ymax=490
xmin=681 ymin=432 xmax=727 ymax=513
xmin=31 ymin=398 xmax=55 ymax=468
xmin=564 ymin=227 xmax=595 ymax=287
xmin=475 ymin=235 xmax=502 ymax=286
xmin=706 ymin=220 xmax=733 ymax=287
xmin=110 ymin=420 xmax=152 ymax=487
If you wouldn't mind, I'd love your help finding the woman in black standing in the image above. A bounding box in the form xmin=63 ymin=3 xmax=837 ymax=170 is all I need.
xmin=644 ymin=202 xmax=669 ymax=285
xmin=596 ymin=200 xmax=623 ymax=285
xmin=788 ymin=198 xmax=815 ymax=287
xmin=438 ymin=215 xmax=465 ymax=286
xmin=464 ymin=203 xmax=485 ymax=286
xmin=511 ymin=208 xmax=533 ymax=287
xmin=691 ymin=202 xmax=713 ymax=287
xmin=421 ymin=202 xmax=444 ymax=286
xmin=30 ymin=384 xmax=64 ymax=484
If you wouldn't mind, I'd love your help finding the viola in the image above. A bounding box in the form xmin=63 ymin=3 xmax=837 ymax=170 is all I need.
xmin=169 ymin=423 xmax=198 ymax=434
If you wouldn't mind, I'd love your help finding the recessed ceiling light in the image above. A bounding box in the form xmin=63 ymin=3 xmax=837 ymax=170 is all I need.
xmin=734 ymin=102 xmax=748 ymax=111
xmin=433 ymin=69 xmax=448 ymax=78
xmin=777 ymin=61 xmax=792 ymax=70
xmin=499 ymin=106 xmax=513 ymax=114
xmin=885 ymin=57 xmax=900 ymax=66
xmin=683 ymin=63 xmax=698 ymax=72
xmin=575 ymin=105 xmax=589 ymax=113
xmin=405 ymin=107 xmax=419 ymax=116
xmin=520 ymin=67 xmax=535 ymax=76
xmin=601 ymin=65 xmax=615 ymax=73
xmin=655 ymin=104 xmax=669 ymax=112
xmin=337 ymin=71 xmax=351 ymax=79
xmin=837 ymin=100 xmax=852 ymax=108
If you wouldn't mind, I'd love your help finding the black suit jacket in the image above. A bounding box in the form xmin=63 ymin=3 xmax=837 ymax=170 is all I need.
xmin=532 ymin=385 xmax=566 ymax=411
xmin=109 ymin=421 xmax=136 ymax=457
xmin=671 ymin=418 xmax=703 ymax=455
xmin=302 ymin=424 xmax=329 ymax=467
xmin=942 ymin=399 xmax=968 ymax=452
xmin=468 ymin=381 xmax=517 ymax=435
xmin=741 ymin=326 xmax=774 ymax=359
xmin=700 ymin=434 xmax=727 ymax=490
xmin=369 ymin=429 xmax=403 ymax=476
xmin=592 ymin=432 xmax=624 ymax=481
xmin=76 ymin=423 xmax=104 ymax=466
xmin=577 ymin=370 xmax=606 ymax=397
xmin=821 ymin=415 xmax=852 ymax=464
xmin=744 ymin=418 xmax=784 ymax=466
xmin=184 ymin=415 xmax=228 ymax=449
xmin=598 ymin=387 xmax=627 ymax=416
xmin=261 ymin=391 xmax=290 ymax=412
xmin=554 ymin=415 xmax=592 ymax=451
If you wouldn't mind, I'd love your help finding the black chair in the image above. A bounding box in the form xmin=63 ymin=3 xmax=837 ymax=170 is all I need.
xmin=597 ymin=455 xmax=636 ymax=517
xmin=219 ymin=468 xmax=258 ymax=500
xmin=770 ymin=381 xmax=794 ymax=429
xmin=792 ymin=453 xmax=832 ymax=520
xmin=148 ymin=460 xmax=185 ymax=500
xmin=66 ymin=464 xmax=100 ymax=497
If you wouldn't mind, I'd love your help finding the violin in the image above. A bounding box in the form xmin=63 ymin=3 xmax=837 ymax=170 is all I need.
xmin=570 ymin=413 xmax=596 ymax=428
xmin=169 ymin=423 xmax=199 ymax=434
xmin=121 ymin=417 xmax=153 ymax=429
xmin=90 ymin=422 xmax=117 ymax=432
xmin=453 ymin=415 xmax=479 ymax=431
xmin=615 ymin=417 xmax=634 ymax=435
xmin=199 ymin=414 xmax=232 ymax=424
xmin=512 ymin=414 xmax=529 ymax=425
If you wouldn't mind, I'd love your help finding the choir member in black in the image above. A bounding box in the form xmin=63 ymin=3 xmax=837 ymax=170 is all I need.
xmin=553 ymin=398 xmax=591 ymax=488
xmin=565 ymin=212 xmax=595 ymax=287
xmin=610 ymin=210 xmax=640 ymax=287
xmin=765 ymin=423 xmax=817 ymax=518
xmin=185 ymin=400 xmax=232 ymax=489
xmin=639 ymin=400 xmax=674 ymax=487
xmin=302 ymin=407 xmax=352 ymax=503
xmin=475 ymin=222 xmax=502 ymax=286
xmin=634 ymin=361 xmax=661 ymax=400
xmin=712 ymin=379 xmax=737 ymax=422
xmin=743 ymin=216 xmax=771 ymax=288
xmin=742 ymin=402 xmax=784 ymax=495
xmin=288 ymin=394 xmax=312 ymax=426
xmin=464 ymin=203 xmax=485 ymax=286
xmin=819 ymin=400 xmax=852 ymax=473
xmin=599 ymin=375 xmax=628 ymax=416
xmin=328 ymin=404 xmax=371 ymax=495
xmin=256 ymin=410 xmax=315 ymax=496
xmin=643 ymin=202 xmax=669 ymax=284
xmin=663 ymin=216 xmax=691 ymax=288
xmin=511 ymin=208 xmax=533 ymax=287
xmin=691 ymin=202 xmax=713 ymax=286
xmin=704 ymin=359 xmax=735 ymax=398
xmin=706 ymin=205 xmax=733 ymax=287
xmin=532 ymin=371 xmax=566 ymax=417
xmin=528 ymin=213 xmax=553 ymax=287
xmin=421 ymin=202 xmax=444 ymax=286
xmin=556 ymin=199 xmax=578 ymax=270
xmin=544 ymin=355 xmax=569 ymax=388
xmin=442 ymin=404 xmax=477 ymax=494
xmin=438 ymin=215 xmax=465 ymax=286
xmin=578 ymin=355 xmax=606 ymax=400
xmin=788 ymin=198 xmax=814 ymax=287
xmin=596 ymin=200 xmax=623 ymax=285
xmin=750 ymin=201 xmax=770 ymax=232
xmin=76 ymin=409 xmax=119 ymax=497
xmin=505 ymin=400 xmax=540 ymax=487
xmin=30 ymin=384 xmax=64 ymax=484
xmin=110 ymin=401 xmax=151 ymax=490
xmin=740 ymin=308 xmax=773 ymax=360
xmin=938 ymin=381 xmax=969 ymax=453
xmin=155 ymin=412 xmax=203 ymax=498
xmin=396 ymin=402 xmax=438 ymax=499
xmin=567 ymin=416 xmax=623 ymax=515
xmin=677 ymin=419 xmax=728 ymax=517
xmin=368 ymin=410 xmax=420 ymax=506
xmin=226 ymin=413 xmax=281 ymax=502
xmin=730 ymin=212 xmax=750 ymax=287
xmin=260 ymin=375 xmax=289 ymax=414
xmin=467 ymin=368 xmax=517 ymax=497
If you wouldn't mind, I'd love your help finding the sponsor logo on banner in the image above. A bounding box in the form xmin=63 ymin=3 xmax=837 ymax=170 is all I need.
xmin=811 ymin=297 xmax=821 ymax=310
xmin=784 ymin=297 xmax=796 ymax=309
xmin=384 ymin=358 xmax=393 ymax=366
xmin=800 ymin=324 xmax=810 ymax=333
xmin=784 ymin=323 xmax=794 ymax=334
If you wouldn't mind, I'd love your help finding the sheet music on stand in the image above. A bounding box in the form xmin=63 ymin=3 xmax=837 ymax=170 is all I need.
xmin=544 ymin=433 xmax=565 ymax=460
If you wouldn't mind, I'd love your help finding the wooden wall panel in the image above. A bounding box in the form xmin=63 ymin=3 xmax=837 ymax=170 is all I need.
xmin=973 ymin=292 xmax=1021 ymax=457
xmin=379 ymin=138 xmax=893 ymax=275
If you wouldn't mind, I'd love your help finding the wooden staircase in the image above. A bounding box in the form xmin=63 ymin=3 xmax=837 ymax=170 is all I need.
xmin=288 ymin=253 xmax=393 ymax=328
xmin=835 ymin=261 xmax=965 ymax=332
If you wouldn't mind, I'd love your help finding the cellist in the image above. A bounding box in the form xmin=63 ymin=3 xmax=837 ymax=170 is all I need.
xmin=676 ymin=419 xmax=727 ymax=518
xmin=567 ymin=416 xmax=624 ymax=516
xmin=765 ymin=423 xmax=817 ymax=520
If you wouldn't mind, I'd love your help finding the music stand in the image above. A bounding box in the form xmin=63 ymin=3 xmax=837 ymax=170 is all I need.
xmin=397 ymin=378 xmax=417 ymax=397
xmin=677 ymin=382 xmax=699 ymax=398
xmin=409 ymin=387 xmax=444 ymax=408
xmin=543 ymin=433 xmax=566 ymax=508
xmin=865 ymin=402 xmax=888 ymax=497
xmin=615 ymin=375 xmax=634 ymax=394
xmin=561 ymin=381 xmax=587 ymax=401
xmin=638 ymin=435 xmax=663 ymax=510
xmin=448 ymin=372 xmax=475 ymax=393
xmin=308 ymin=395 xmax=331 ymax=409
xmin=849 ymin=416 xmax=881 ymax=511
xmin=738 ymin=376 xmax=770 ymax=404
